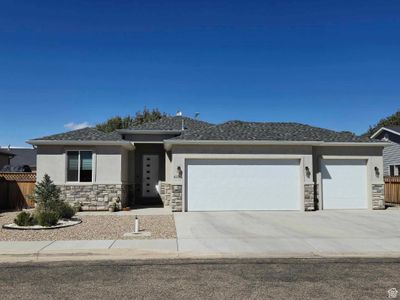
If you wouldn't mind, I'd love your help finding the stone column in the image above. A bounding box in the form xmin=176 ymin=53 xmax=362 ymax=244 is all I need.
xmin=159 ymin=181 xmax=172 ymax=206
xmin=304 ymin=184 xmax=315 ymax=211
xmin=171 ymin=184 xmax=183 ymax=212
xmin=372 ymin=184 xmax=385 ymax=209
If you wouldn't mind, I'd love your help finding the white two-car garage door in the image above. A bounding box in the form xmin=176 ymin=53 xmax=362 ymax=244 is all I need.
xmin=186 ymin=159 xmax=301 ymax=211
xmin=321 ymin=159 xmax=368 ymax=209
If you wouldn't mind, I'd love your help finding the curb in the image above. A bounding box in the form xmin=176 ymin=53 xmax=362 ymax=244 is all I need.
xmin=1 ymin=249 xmax=400 ymax=263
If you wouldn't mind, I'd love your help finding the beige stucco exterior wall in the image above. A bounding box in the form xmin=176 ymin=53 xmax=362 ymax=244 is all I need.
xmin=120 ymin=148 xmax=129 ymax=184
xmin=165 ymin=151 xmax=173 ymax=182
xmin=36 ymin=145 xmax=129 ymax=185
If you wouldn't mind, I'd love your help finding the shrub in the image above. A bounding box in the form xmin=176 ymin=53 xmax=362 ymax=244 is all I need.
xmin=73 ymin=201 xmax=82 ymax=212
xmin=34 ymin=210 xmax=59 ymax=227
xmin=58 ymin=202 xmax=76 ymax=219
xmin=14 ymin=211 xmax=36 ymax=226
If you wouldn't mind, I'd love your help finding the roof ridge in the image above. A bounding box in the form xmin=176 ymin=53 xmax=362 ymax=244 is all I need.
xmin=127 ymin=115 xmax=213 ymax=131
xmin=170 ymin=121 xmax=374 ymax=143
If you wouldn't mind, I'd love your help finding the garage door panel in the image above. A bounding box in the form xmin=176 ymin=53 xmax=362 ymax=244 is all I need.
xmin=186 ymin=159 xmax=301 ymax=211
xmin=321 ymin=159 xmax=367 ymax=209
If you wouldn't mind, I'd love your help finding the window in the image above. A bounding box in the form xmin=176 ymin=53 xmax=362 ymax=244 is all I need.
xmin=389 ymin=165 xmax=395 ymax=176
xmin=397 ymin=165 xmax=400 ymax=177
xmin=67 ymin=151 xmax=93 ymax=182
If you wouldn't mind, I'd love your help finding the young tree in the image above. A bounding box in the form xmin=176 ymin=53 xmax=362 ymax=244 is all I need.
xmin=33 ymin=174 xmax=62 ymax=212
xmin=365 ymin=110 xmax=400 ymax=137
xmin=96 ymin=107 xmax=168 ymax=133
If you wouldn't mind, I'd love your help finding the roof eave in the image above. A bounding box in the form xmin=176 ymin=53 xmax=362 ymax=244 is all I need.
xmin=26 ymin=140 xmax=135 ymax=150
xmin=163 ymin=139 xmax=389 ymax=150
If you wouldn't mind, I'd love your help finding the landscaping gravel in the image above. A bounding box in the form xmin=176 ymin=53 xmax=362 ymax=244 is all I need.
xmin=0 ymin=211 xmax=176 ymax=241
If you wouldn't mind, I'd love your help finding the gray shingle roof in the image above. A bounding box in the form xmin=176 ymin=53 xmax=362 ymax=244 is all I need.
xmin=127 ymin=116 xmax=212 ymax=131
xmin=170 ymin=121 xmax=375 ymax=143
xmin=30 ymin=119 xmax=380 ymax=144
xmin=9 ymin=148 xmax=37 ymax=167
xmin=32 ymin=127 xmax=124 ymax=141
xmin=0 ymin=149 xmax=15 ymax=156
xmin=385 ymin=125 xmax=400 ymax=133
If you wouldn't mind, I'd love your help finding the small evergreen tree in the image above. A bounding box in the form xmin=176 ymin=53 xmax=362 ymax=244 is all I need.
xmin=33 ymin=174 xmax=62 ymax=212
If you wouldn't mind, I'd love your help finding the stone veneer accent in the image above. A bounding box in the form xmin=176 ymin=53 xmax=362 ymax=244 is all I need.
xmin=171 ymin=185 xmax=183 ymax=212
xmin=159 ymin=182 xmax=172 ymax=206
xmin=159 ymin=182 xmax=182 ymax=212
xmin=304 ymin=184 xmax=315 ymax=211
xmin=372 ymin=184 xmax=385 ymax=210
xmin=59 ymin=184 xmax=129 ymax=211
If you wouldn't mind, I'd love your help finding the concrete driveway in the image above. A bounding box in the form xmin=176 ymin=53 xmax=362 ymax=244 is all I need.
xmin=174 ymin=210 xmax=400 ymax=256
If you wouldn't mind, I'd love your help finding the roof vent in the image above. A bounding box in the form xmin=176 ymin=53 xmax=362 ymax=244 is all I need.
xmin=176 ymin=111 xmax=184 ymax=130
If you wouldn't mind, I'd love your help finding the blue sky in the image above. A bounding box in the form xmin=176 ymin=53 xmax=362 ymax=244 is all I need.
xmin=0 ymin=0 xmax=399 ymax=146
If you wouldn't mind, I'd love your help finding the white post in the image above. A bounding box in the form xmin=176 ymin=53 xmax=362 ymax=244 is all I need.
xmin=134 ymin=215 xmax=139 ymax=234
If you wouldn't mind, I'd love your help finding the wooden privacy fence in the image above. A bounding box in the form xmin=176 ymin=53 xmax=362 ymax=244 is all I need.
xmin=385 ymin=176 xmax=400 ymax=205
xmin=0 ymin=172 xmax=36 ymax=210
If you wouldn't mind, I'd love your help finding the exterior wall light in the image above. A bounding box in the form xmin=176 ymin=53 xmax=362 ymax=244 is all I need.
xmin=175 ymin=166 xmax=183 ymax=178
xmin=374 ymin=166 xmax=380 ymax=177
xmin=305 ymin=166 xmax=311 ymax=178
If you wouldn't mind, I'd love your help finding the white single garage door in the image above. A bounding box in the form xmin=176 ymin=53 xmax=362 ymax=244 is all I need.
xmin=186 ymin=159 xmax=301 ymax=211
xmin=321 ymin=159 xmax=368 ymax=209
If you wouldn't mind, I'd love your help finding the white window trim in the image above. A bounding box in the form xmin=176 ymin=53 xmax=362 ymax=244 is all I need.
xmin=66 ymin=150 xmax=94 ymax=184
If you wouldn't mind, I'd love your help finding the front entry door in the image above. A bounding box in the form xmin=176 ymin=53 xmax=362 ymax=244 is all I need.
xmin=142 ymin=155 xmax=159 ymax=197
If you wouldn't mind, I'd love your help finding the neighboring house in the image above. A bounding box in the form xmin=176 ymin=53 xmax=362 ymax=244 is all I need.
xmin=0 ymin=149 xmax=15 ymax=169
xmin=9 ymin=147 xmax=37 ymax=171
xmin=27 ymin=116 xmax=387 ymax=212
xmin=371 ymin=126 xmax=400 ymax=176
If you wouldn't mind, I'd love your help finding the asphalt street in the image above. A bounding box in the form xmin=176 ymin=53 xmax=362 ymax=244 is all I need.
xmin=0 ymin=258 xmax=399 ymax=299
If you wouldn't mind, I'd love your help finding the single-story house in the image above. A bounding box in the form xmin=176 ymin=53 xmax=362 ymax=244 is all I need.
xmin=371 ymin=126 xmax=400 ymax=176
xmin=27 ymin=116 xmax=387 ymax=212
xmin=0 ymin=149 xmax=15 ymax=169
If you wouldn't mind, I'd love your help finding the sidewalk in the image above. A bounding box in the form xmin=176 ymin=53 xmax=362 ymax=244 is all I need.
xmin=0 ymin=239 xmax=179 ymax=262
xmin=1 ymin=237 xmax=400 ymax=263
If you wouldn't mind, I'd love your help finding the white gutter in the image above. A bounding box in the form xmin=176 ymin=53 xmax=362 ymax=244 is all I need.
xmin=163 ymin=140 xmax=389 ymax=150
xmin=26 ymin=140 xmax=135 ymax=150
xmin=370 ymin=127 xmax=400 ymax=139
